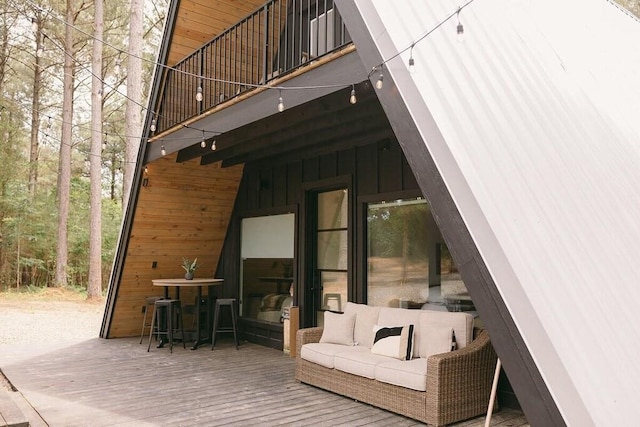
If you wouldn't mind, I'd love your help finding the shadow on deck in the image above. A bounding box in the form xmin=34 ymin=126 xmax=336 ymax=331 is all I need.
xmin=0 ymin=337 xmax=528 ymax=426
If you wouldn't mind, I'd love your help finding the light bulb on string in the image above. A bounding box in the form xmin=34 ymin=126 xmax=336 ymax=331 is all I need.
xmin=196 ymin=85 xmax=203 ymax=102
xmin=408 ymin=44 xmax=416 ymax=74
xmin=211 ymin=139 xmax=217 ymax=151
xmin=456 ymin=8 xmax=465 ymax=42
xmin=150 ymin=118 xmax=157 ymax=132
xmin=277 ymin=90 xmax=284 ymax=112
xmin=160 ymin=145 xmax=166 ymax=156
xmin=375 ymin=67 xmax=384 ymax=90
xmin=200 ymin=131 xmax=206 ymax=148
xmin=350 ymin=85 xmax=357 ymax=105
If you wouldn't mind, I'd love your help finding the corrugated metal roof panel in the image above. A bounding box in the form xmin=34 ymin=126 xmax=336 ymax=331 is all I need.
xmin=351 ymin=0 xmax=640 ymax=424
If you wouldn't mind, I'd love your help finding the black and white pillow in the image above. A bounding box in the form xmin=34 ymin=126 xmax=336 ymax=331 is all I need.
xmin=371 ymin=325 xmax=414 ymax=360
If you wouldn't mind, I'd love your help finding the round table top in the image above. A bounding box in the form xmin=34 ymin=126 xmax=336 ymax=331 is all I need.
xmin=152 ymin=278 xmax=224 ymax=287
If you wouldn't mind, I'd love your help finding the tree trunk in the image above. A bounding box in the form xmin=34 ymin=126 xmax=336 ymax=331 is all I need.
xmin=55 ymin=0 xmax=75 ymax=288
xmin=28 ymin=14 xmax=43 ymax=198
xmin=123 ymin=0 xmax=144 ymax=212
xmin=88 ymin=0 xmax=104 ymax=300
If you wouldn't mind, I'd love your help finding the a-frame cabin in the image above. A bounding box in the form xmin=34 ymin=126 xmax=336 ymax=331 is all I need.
xmin=102 ymin=0 xmax=640 ymax=425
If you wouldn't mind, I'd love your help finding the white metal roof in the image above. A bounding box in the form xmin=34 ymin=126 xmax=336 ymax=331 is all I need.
xmin=350 ymin=0 xmax=640 ymax=424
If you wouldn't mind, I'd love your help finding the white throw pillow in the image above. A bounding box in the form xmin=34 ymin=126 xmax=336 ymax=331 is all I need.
xmin=371 ymin=325 xmax=414 ymax=360
xmin=319 ymin=311 xmax=356 ymax=345
xmin=423 ymin=325 xmax=456 ymax=358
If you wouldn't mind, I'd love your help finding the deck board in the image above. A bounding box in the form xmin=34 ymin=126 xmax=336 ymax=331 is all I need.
xmin=0 ymin=337 xmax=527 ymax=426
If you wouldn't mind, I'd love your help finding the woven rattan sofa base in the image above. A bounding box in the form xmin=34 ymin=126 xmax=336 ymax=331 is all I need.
xmin=296 ymin=327 xmax=497 ymax=426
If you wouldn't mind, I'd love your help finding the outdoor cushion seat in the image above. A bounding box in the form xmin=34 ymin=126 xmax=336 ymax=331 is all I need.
xmin=300 ymin=342 xmax=368 ymax=369
xmin=333 ymin=348 xmax=393 ymax=379
xmin=375 ymin=358 xmax=428 ymax=392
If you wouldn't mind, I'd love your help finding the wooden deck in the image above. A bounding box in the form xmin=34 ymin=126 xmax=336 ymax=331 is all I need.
xmin=0 ymin=337 xmax=528 ymax=426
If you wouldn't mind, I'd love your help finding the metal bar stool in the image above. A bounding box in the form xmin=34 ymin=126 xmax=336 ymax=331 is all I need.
xmin=139 ymin=296 xmax=163 ymax=344
xmin=147 ymin=299 xmax=185 ymax=353
xmin=211 ymin=298 xmax=239 ymax=350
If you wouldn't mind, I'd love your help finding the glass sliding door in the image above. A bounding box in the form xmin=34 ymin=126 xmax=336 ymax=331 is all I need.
xmin=315 ymin=189 xmax=348 ymax=325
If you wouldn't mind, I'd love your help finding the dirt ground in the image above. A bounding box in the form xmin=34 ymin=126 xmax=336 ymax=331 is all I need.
xmin=0 ymin=288 xmax=105 ymax=346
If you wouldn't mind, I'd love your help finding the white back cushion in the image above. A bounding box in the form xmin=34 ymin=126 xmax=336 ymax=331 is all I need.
xmin=343 ymin=302 xmax=380 ymax=348
xmin=419 ymin=311 xmax=474 ymax=358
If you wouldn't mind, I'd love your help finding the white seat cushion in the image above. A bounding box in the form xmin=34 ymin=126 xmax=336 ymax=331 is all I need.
xmin=301 ymin=343 xmax=367 ymax=369
xmin=334 ymin=348 xmax=392 ymax=379
xmin=375 ymin=358 xmax=429 ymax=391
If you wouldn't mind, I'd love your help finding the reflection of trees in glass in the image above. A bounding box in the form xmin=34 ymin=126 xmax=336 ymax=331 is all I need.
xmin=439 ymin=244 xmax=457 ymax=275
xmin=368 ymin=202 xmax=428 ymax=260
xmin=368 ymin=201 xmax=429 ymax=286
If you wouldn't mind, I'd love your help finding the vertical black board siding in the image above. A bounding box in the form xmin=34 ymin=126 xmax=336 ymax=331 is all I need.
xmin=258 ymin=168 xmax=273 ymax=208
xmin=337 ymin=147 xmax=356 ymax=176
xmin=378 ymin=139 xmax=403 ymax=194
xmin=356 ymin=143 xmax=378 ymax=195
xmin=302 ymin=157 xmax=320 ymax=182
xmin=287 ymin=161 xmax=303 ymax=205
xmin=245 ymin=169 xmax=259 ymax=211
xmin=319 ymin=152 xmax=338 ymax=179
xmin=402 ymin=156 xmax=419 ymax=191
xmin=273 ymin=167 xmax=288 ymax=207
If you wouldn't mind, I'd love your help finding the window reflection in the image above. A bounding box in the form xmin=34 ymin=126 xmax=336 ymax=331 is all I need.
xmin=366 ymin=198 xmax=473 ymax=311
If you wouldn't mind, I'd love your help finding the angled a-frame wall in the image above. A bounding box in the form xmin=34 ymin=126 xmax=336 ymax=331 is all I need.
xmin=337 ymin=0 xmax=640 ymax=425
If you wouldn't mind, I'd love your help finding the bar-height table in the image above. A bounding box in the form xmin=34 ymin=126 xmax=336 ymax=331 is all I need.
xmin=152 ymin=278 xmax=224 ymax=350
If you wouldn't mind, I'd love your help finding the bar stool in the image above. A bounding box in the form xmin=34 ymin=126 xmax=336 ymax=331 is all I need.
xmin=147 ymin=299 xmax=185 ymax=353
xmin=139 ymin=296 xmax=163 ymax=344
xmin=211 ymin=298 xmax=239 ymax=350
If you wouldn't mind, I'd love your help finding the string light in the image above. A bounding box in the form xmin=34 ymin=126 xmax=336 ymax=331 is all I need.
xmin=211 ymin=139 xmax=216 ymax=151
xmin=375 ymin=65 xmax=384 ymax=90
xmin=200 ymin=130 xmax=206 ymax=148
xmin=408 ymin=44 xmax=415 ymax=74
xmin=18 ymin=0 xmax=474 ymax=151
xmin=160 ymin=145 xmax=166 ymax=156
xmin=277 ymin=90 xmax=284 ymax=112
xmin=456 ymin=7 xmax=465 ymax=42
xmin=196 ymin=85 xmax=203 ymax=102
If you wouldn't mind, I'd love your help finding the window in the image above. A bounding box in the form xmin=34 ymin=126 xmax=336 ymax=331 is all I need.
xmin=366 ymin=198 xmax=473 ymax=311
xmin=240 ymin=214 xmax=294 ymax=323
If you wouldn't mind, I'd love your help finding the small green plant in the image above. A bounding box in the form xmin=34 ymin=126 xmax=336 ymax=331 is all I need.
xmin=181 ymin=257 xmax=198 ymax=274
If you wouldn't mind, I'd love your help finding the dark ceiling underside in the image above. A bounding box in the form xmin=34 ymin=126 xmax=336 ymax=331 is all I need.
xmin=175 ymin=81 xmax=394 ymax=168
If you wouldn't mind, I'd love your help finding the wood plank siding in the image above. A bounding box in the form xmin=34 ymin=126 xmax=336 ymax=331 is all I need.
xmin=107 ymin=156 xmax=243 ymax=338
xmin=168 ymin=0 xmax=264 ymax=67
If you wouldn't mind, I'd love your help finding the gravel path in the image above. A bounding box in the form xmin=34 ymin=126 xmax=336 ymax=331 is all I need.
xmin=0 ymin=295 xmax=105 ymax=346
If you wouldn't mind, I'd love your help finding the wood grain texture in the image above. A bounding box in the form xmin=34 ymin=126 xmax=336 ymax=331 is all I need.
xmin=108 ymin=155 xmax=243 ymax=338
xmin=0 ymin=338 xmax=528 ymax=426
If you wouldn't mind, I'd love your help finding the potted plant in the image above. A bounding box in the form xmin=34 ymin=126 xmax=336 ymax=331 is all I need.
xmin=182 ymin=257 xmax=198 ymax=280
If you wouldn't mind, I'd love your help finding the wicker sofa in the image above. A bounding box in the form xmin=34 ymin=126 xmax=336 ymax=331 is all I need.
xmin=295 ymin=302 xmax=497 ymax=426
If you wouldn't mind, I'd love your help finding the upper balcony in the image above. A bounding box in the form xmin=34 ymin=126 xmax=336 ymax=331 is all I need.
xmin=152 ymin=0 xmax=352 ymax=136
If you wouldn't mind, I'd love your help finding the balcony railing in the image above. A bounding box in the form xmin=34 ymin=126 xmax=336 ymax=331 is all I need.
xmin=154 ymin=0 xmax=351 ymax=134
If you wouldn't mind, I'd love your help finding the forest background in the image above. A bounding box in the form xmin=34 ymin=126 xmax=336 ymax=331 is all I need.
xmin=0 ymin=0 xmax=638 ymax=299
